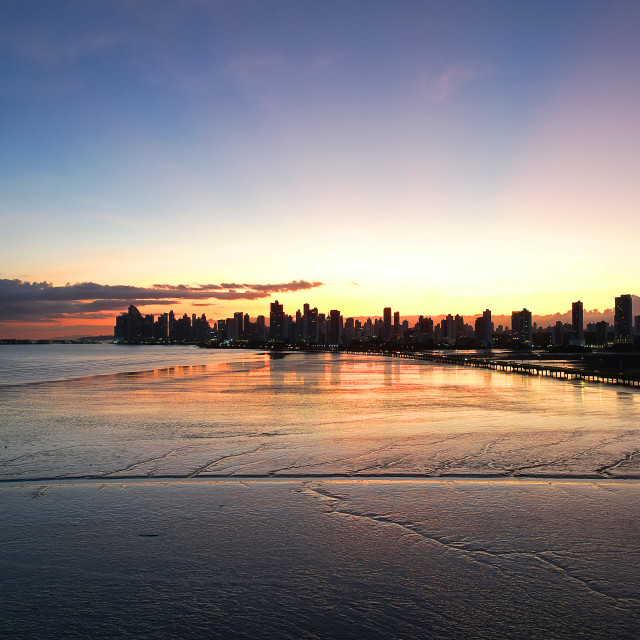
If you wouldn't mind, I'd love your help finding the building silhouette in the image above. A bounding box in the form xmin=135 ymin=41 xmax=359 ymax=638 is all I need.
xmin=571 ymin=301 xmax=584 ymax=346
xmin=327 ymin=310 xmax=342 ymax=345
xmin=269 ymin=300 xmax=284 ymax=341
xmin=112 ymin=292 xmax=639 ymax=351
xmin=475 ymin=309 xmax=493 ymax=347
xmin=441 ymin=314 xmax=455 ymax=342
xmin=383 ymin=308 xmax=392 ymax=342
xmin=614 ymin=294 xmax=633 ymax=344
xmin=511 ymin=309 xmax=532 ymax=345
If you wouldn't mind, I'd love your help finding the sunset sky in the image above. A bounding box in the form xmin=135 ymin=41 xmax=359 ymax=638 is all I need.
xmin=1 ymin=1 xmax=639 ymax=338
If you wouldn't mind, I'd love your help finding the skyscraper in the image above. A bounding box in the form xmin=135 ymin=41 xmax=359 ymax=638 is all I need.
xmin=475 ymin=309 xmax=493 ymax=347
xmin=511 ymin=309 xmax=532 ymax=345
xmin=234 ymin=312 xmax=244 ymax=338
xmin=441 ymin=314 xmax=455 ymax=342
xmin=169 ymin=310 xmax=176 ymax=340
xmin=269 ymin=300 xmax=284 ymax=341
xmin=614 ymin=294 xmax=633 ymax=345
xmin=328 ymin=310 xmax=342 ymax=345
xmin=383 ymin=307 xmax=392 ymax=342
xmin=571 ymin=301 xmax=584 ymax=346
xmin=255 ymin=315 xmax=266 ymax=341
xmin=454 ymin=314 xmax=464 ymax=340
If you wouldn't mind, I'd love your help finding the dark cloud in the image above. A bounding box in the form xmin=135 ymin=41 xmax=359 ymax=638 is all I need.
xmin=0 ymin=279 xmax=324 ymax=323
xmin=241 ymin=280 xmax=324 ymax=293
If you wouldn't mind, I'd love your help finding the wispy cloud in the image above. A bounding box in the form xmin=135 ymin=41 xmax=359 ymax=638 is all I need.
xmin=0 ymin=26 xmax=121 ymax=68
xmin=0 ymin=279 xmax=324 ymax=322
xmin=226 ymin=52 xmax=284 ymax=85
xmin=416 ymin=63 xmax=492 ymax=103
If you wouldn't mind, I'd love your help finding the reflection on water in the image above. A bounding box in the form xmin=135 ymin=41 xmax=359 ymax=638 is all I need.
xmin=0 ymin=345 xmax=639 ymax=480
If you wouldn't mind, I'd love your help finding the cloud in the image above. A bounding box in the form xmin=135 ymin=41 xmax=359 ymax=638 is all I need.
xmin=226 ymin=53 xmax=284 ymax=85
xmin=240 ymin=280 xmax=324 ymax=293
xmin=0 ymin=26 xmax=121 ymax=68
xmin=0 ymin=279 xmax=325 ymax=323
xmin=416 ymin=63 xmax=493 ymax=103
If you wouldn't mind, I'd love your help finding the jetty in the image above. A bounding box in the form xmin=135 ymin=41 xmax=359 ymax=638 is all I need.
xmin=332 ymin=348 xmax=640 ymax=388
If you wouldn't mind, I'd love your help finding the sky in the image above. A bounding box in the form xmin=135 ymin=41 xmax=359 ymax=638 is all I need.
xmin=1 ymin=0 xmax=639 ymax=338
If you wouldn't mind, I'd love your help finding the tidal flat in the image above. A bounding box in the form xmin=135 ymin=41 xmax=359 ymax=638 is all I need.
xmin=1 ymin=345 xmax=639 ymax=638
xmin=2 ymin=478 xmax=639 ymax=639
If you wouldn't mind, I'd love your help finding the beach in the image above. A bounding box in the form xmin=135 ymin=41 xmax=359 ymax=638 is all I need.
xmin=2 ymin=477 xmax=639 ymax=639
xmin=2 ymin=345 xmax=640 ymax=638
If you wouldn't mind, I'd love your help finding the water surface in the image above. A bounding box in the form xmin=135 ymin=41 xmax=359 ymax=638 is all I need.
xmin=1 ymin=345 xmax=639 ymax=480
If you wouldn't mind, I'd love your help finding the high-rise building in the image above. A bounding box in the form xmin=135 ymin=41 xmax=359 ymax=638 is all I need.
xmin=143 ymin=314 xmax=154 ymax=341
xmin=154 ymin=313 xmax=168 ymax=341
xmin=393 ymin=311 xmax=400 ymax=339
xmin=126 ymin=304 xmax=144 ymax=342
xmin=169 ymin=310 xmax=176 ymax=340
xmin=364 ymin=318 xmax=373 ymax=338
xmin=328 ymin=310 xmax=342 ymax=345
xmin=226 ymin=316 xmax=239 ymax=341
xmin=301 ymin=303 xmax=310 ymax=342
xmin=284 ymin=314 xmax=294 ymax=342
xmin=454 ymin=314 xmax=464 ymax=340
xmin=511 ymin=309 xmax=532 ymax=344
xmin=234 ymin=312 xmax=244 ymax=338
xmin=269 ymin=300 xmax=284 ymax=341
xmin=307 ymin=307 xmax=318 ymax=344
xmin=416 ymin=316 xmax=434 ymax=344
xmin=344 ymin=317 xmax=355 ymax=346
xmin=317 ymin=313 xmax=326 ymax=344
xmin=571 ymin=301 xmax=584 ymax=346
xmin=173 ymin=313 xmax=192 ymax=342
xmin=255 ymin=316 xmax=266 ymax=341
xmin=635 ymin=315 xmax=640 ymax=338
xmin=475 ymin=309 xmax=493 ymax=347
xmin=383 ymin=308 xmax=392 ymax=342
xmin=192 ymin=314 xmax=211 ymax=342
xmin=614 ymin=294 xmax=633 ymax=344
xmin=441 ymin=314 xmax=455 ymax=341
xmin=552 ymin=321 xmax=572 ymax=347
xmin=595 ymin=320 xmax=609 ymax=346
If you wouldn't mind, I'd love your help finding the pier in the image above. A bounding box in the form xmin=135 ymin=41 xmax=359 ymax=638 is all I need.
xmin=333 ymin=348 xmax=640 ymax=388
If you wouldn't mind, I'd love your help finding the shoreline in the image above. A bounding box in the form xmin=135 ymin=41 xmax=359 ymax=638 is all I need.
xmin=3 ymin=474 xmax=640 ymax=487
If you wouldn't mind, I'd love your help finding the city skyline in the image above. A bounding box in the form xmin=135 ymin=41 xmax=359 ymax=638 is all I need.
xmin=2 ymin=2 xmax=640 ymax=337
xmin=108 ymin=292 xmax=637 ymax=349
xmin=1 ymin=278 xmax=638 ymax=340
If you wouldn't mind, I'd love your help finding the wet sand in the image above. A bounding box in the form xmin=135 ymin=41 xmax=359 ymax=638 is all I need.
xmin=2 ymin=477 xmax=639 ymax=639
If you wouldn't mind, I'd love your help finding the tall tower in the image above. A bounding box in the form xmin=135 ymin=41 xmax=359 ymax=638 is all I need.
xmin=328 ymin=310 xmax=342 ymax=346
xmin=126 ymin=304 xmax=144 ymax=343
xmin=234 ymin=312 xmax=244 ymax=338
xmin=511 ymin=309 xmax=532 ymax=345
xmin=475 ymin=309 xmax=493 ymax=347
xmin=269 ymin=300 xmax=284 ymax=341
xmin=614 ymin=294 xmax=633 ymax=344
xmin=169 ymin=310 xmax=176 ymax=341
xmin=383 ymin=308 xmax=392 ymax=342
xmin=441 ymin=314 xmax=455 ymax=341
xmin=571 ymin=301 xmax=584 ymax=346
